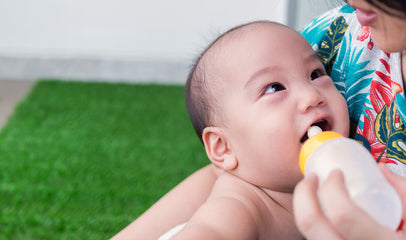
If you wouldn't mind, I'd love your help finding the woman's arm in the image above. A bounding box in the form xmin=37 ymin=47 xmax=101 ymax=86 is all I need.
xmin=110 ymin=164 xmax=220 ymax=240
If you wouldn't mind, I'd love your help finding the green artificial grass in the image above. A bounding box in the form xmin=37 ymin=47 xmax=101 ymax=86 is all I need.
xmin=0 ymin=80 xmax=208 ymax=239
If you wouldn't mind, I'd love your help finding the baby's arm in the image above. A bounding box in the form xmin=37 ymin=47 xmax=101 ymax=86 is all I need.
xmin=171 ymin=196 xmax=258 ymax=240
xmin=110 ymin=164 xmax=220 ymax=240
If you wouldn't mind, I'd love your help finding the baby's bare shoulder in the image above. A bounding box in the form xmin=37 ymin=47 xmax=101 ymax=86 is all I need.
xmin=203 ymin=172 xmax=302 ymax=239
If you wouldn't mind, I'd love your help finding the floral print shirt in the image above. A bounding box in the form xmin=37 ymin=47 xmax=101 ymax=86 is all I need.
xmin=300 ymin=4 xmax=406 ymax=176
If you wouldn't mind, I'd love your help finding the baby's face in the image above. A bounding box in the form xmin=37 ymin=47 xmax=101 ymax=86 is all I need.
xmin=213 ymin=23 xmax=349 ymax=192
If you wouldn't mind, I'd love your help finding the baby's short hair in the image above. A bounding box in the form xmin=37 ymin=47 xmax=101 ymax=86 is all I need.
xmin=185 ymin=20 xmax=282 ymax=142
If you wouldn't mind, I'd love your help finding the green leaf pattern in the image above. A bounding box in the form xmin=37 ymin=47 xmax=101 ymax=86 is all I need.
xmin=333 ymin=33 xmax=374 ymax=125
xmin=375 ymin=100 xmax=406 ymax=164
xmin=318 ymin=16 xmax=347 ymax=75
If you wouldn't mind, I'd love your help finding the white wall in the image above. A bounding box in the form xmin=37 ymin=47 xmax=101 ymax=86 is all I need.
xmin=0 ymin=0 xmax=335 ymax=83
xmin=0 ymin=0 xmax=287 ymax=60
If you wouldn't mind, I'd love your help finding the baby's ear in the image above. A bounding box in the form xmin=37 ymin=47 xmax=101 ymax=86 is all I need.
xmin=202 ymin=127 xmax=238 ymax=171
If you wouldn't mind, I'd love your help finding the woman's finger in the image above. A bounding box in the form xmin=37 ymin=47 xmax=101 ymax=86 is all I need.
xmin=379 ymin=163 xmax=406 ymax=210
xmin=318 ymin=170 xmax=396 ymax=240
xmin=379 ymin=163 xmax=406 ymax=232
xmin=293 ymin=173 xmax=344 ymax=240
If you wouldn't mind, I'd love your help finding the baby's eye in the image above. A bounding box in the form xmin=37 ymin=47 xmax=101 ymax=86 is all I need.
xmin=264 ymin=83 xmax=286 ymax=94
xmin=310 ymin=69 xmax=325 ymax=81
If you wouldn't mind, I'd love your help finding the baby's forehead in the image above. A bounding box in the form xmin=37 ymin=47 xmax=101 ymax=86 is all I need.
xmin=228 ymin=22 xmax=294 ymax=42
xmin=215 ymin=22 xmax=299 ymax=55
xmin=212 ymin=22 xmax=301 ymax=61
xmin=202 ymin=21 xmax=307 ymax=86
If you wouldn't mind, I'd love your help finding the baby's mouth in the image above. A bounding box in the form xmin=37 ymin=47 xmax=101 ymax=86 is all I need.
xmin=300 ymin=120 xmax=329 ymax=143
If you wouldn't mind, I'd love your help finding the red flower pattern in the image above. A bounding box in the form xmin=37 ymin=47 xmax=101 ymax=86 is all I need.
xmin=357 ymin=26 xmax=374 ymax=50
xmin=357 ymin=26 xmax=370 ymax=42
xmin=357 ymin=54 xmax=401 ymax=165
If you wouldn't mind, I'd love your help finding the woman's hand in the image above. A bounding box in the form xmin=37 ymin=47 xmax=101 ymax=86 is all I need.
xmin=293 ymin=164 xmax=406 ymax=240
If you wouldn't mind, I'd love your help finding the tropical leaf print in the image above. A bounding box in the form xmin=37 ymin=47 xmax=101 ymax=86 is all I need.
xmin=300 ymin=4 xmax=355 ymax=48
xmin=396 ymin=93 xmax=406 ymax=125
xmin=318 ymin=16 xmax=347 ymax=75
xmin=352 ymin=49 xmax=406 ymax=165
xmin=374 ymin=101 xmax=406 ymax=164
xmin=340 ymin=4 xmax=356 ymax=13
xmin=300 ymin=12 xmax=335 ymax=48
xmin=386 ymin=101 xmax=406 ymax=163
xmin=333 ymin=33 xmax=374 ymax=124
xmin=330 ymin=31 xmax=347 ymax=95
xmin=370 ymin=56 xmax=401 ymax=105
xmin=375 ymin=104 xmax=390 ymax=147
xmin=355 ymin=109 xmax=387 ymax=161
xmin=387 ymin=130 xmax=406 ymax=164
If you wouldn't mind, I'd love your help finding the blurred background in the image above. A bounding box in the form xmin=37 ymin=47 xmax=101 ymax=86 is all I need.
xmin=0 ymin=0 xmax=336 ymax=84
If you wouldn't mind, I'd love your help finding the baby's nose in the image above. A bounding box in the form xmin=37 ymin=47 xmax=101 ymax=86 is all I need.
xmin=298 ymin=86 xmax=326 ymax=113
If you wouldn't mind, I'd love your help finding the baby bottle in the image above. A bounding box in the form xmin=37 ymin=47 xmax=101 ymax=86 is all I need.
xmin=299 ymin=126 xmax=402 ymax=230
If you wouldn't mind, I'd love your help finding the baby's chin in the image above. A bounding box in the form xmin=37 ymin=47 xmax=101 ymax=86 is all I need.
xmin=267 ymin=175 xmax=304 ymax=194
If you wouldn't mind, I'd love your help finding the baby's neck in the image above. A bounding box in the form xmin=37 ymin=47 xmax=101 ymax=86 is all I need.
xmin=260 ymin=187 xmax=295 ymax=213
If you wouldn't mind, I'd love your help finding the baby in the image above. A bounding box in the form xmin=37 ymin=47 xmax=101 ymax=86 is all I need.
xmin=167 ymin=21 xmax=349 ymax=239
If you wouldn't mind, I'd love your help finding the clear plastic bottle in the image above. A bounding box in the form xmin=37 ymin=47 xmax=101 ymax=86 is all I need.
xmin=299 ymin=126 xmax=402 ymax=230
